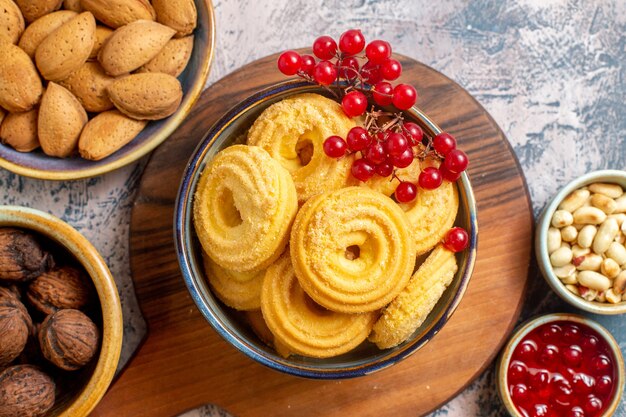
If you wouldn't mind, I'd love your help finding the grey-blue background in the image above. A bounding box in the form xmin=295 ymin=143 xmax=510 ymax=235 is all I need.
xmin=2 ymin=0 xmax=624 ymax=415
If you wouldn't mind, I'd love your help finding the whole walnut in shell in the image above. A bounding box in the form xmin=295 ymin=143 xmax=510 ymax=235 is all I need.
xmin=0 ymin=288 xmax=32 ymax=366
xmin=0 ymin=228 xmax=51 ymax=282
xmin=39 ymin=309 xmax=99 ymax=371
xmin=0 ymin=365 xmax=55 ymax=417
xmin=27 ymin=266 xmax=93 ymax=315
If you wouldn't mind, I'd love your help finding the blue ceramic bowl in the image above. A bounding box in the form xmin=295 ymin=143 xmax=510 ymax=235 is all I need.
xmin=174 ymin=80 xmax=478 ymax=379
xmin=0 ymin=0 xmax=215 ymax=181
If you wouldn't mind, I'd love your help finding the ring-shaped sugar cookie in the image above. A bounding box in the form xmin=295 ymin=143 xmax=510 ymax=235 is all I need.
xmin=369 ymin=245 xmax=458 ymax=349
xmin=202 ymin=253 xmax=263 ymax=311
xmin=247 ymin=93 xmax=356 ymax=203
xmin=399 ymin=180 xmax=459 ymax=255
xmin=290 ymin=187 xmax=416 ymax=313
xmin=193 ymin=145 xmax=298 ymax=272
xmin=260 ymin=253 xmax=376 ymax=358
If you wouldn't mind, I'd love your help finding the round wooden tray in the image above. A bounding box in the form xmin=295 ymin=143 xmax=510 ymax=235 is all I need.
xmin=93 ymin=53 xmax=533 ymax=417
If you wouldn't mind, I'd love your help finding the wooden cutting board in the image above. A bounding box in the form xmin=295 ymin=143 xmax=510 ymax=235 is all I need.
xmin=92 ymin=52 xmax=533 ymax=417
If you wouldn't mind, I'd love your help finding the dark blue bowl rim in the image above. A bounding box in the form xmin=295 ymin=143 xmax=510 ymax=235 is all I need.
xmin=174 ymin=79 xmax=478 ymax=379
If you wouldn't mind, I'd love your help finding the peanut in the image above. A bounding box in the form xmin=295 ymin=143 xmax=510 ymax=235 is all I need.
xmin=552 ymin=210 xmax=574 ymax=228
xmin=613 ymin=271 xmax=626 ymax=295
xmin=606 ymin=242 xmax=626 ymax=266
xmin=577 ymin=271 xmax=611 ymax=291
xmin=615 ymin=194 xmax=626 ymax=213
xmin=561 ymin=272 xmax=578 ymax=285
xmin=560 ymin=225 xmax=578 ymax=242
xmin=588 ymin=183 xmax=623 ymax=198
xmin=553 ymin=264 xmax=576 ymax=279
xmin=559 ymin=189 xmax=590 ymax=212
xmin=573 ymin=206 xmax=607 ymax=225
xmin=596 ymin=291 xmax=607 ymax=303
xmin=547 ymin=227 xmax=562 ymax=254
xmin=605 ymin=289 xmax=621 ymax=304
xmin=571 ymin=245 xmax=590 ymax=258
xmin=577 ymin=225 xmax=597 ymax=248
xmin=600 ymin=258 xmax=620 ymax=279
xmin=592 ymin=218 xmax=619 ymax=254
xmin=550 ymin=246 xmax=573 ymax=267
xmin=580 ymin=287 xmax=598 ymax=301
xmin=565 ymin=284 xmax=579 ymax=296
xmin=609 ymin=213 xmax=626 ymax=227
xmin=575 ymin=253 xmax=602 ymax=271
xmin=591 ymin=193 xmax=617 ymax=214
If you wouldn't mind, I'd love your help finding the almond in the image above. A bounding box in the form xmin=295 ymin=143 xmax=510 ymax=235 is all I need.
xmin=35 ymin=12 xmax=96 ymax=81
xmin=0 ymin=109 xmax=40 ymax=152
xmin=108 ymin=73 xmax=182 ymax=120
xmin=63 ymin=0 xmax=83 ymax=12
xmin=98 ymin=20 xmax=175 ymax=76
xmin=89 ymin=25 xmax=113 ymax=60
xmin=58 ymin=61 xmax=114 ymax=112
xmin=138 ymin=36 xmax=194 ymax=77
xmin=80 ymin=0 xmax=155 ymax=28
xmin=38 ymin=82 xmax=88 ymax=157
xmin=0 ymin=0 xmax=25 ymax=44
xmin=15 ymin=0 xmax=63 ymax=23
xmin=152 ymin=0 xmax=197 ymax=38
xmin=18 ymin=10 xmax=77 ymax=58
xmin=0 ymin=42 xmax=43 ymax=112
xmin=78 ymin=110 xmax=146 ymax=160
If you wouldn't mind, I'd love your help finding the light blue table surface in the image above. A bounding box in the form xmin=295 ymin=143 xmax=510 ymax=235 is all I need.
xmin=2 ymin=0 xmax=624 ymax=415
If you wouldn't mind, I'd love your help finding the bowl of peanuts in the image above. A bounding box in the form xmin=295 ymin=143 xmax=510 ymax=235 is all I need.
xmin=536 ymin=170 xmax=626 ymax=314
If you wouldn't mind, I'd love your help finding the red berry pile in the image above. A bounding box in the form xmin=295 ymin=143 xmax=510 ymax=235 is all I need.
xmin=507 ymin=321 xmax=616 ymax=417
xmin=277 ymin=30 xmax=471 ymax=250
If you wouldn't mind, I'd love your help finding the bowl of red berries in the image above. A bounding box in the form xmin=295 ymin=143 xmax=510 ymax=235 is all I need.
xmin=497 ymin=313 xmax=625 ymax=417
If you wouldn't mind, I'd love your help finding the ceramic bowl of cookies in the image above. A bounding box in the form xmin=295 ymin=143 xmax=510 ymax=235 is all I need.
xmin=536 ymin=170 xmax=626 ymax=314
xmin=0 ymin=205 xmax=122 ymax=416
xmin=175 ymin=78 xmax=478 ymax=378
xmin=0 ymin=0 xmax=215 ymax=180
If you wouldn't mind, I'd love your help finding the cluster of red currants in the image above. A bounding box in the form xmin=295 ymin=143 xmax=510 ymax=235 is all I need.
xmin=277 ymin=29 xmax=417 ymax=114
xmin=276 ymin=29 xmax=470 ymax=252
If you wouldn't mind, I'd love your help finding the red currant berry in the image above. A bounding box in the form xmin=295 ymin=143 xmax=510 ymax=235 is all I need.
xmin=342 ymin=91 xmax=368 ymax=117
xmin=583 ymin=396 xmax=603 ymax=415
xmin=395 ymin=182 xmax=417 ymax=203
xmin=539 ymin=323 xmax=562 ymax=342
xmin=568 ymin=407 xmax=585 ymax=417
xmin=572 ymin=372 xmax=595 ymax=395
xmin=351 ymin=159 xmax=375 ymax=182
xmin=418 ymin=167 xmax=443 ymax=190
xmin=312 ymin=35 xmax=337 ymax=60
xmin=277 ymin=51 xmax=302 ymax=75
xmin=531 ymin=404 xmax=550 ymax=417
xmin=375 ymin=161 xmax=394 ymax=177
xmin=433 ymin=132 xmax=457 ymax=156
xmin=338 ymin=29 xmax=365 ymax=55
xmin=563 ymin=325 xmax=581 ymax=343
xmin=389 ymin=147 xmax=414 ymax=168
xmin=440 ymin=164 xmax=462 ymax=181
xmin=339 ymin=56 xmax=359 ymax=80
xmin=384 ymin=132 xmax=409 ymax=156
xmin=581 ymin=335 xmax=599 ymax=352
xmin=323 ymin=136 xmax=347 ymax=158
xmin=299 ymin=54 xmax=316 ymax=77
xmin=346 ymin=127 xmax=371 ymax=152
xmin=508 ymin=360 xmax=528 ymax=384
xmin=372 ymin=81 xmax=393 ymax=106
xmin=540 ymin=344 xmax=559 ymax=365
xmin=365 ymin=40 xmax=391 ymax=64
xmin=380 ymin=59 xmax=402 ymax=80
xmin=313 ymin=61 xmax=337 ymax=85
xmin=596 ymin=375 xmax=613 ymax=395
xmin=403 ymin=122 xmax=423 ymax=144
xmin=392 ymin=84 xmax=418 ymax=110
xmin=365 ymin=142 xmax=386 ymax=164
xmin=444 ymin=149 xmax=469 ymax=173
xmin=361 ymin=61 xmax=382 ymax=84
xmin=443 ymin=227 xmax=469 ymax=252
xmin=563 ymin=345 xmax=582 ymax=366
xmin=590 ymin=355 xmax=611 ymax=374
xmin=516 ymin=340 xmax=538 ymax=360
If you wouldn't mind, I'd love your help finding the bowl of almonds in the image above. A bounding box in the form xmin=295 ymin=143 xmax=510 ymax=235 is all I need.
xmin=0 ymin=205 xmax=123 ymax=417
xmin=0 ymin=0 xmax=215 ymax=180
xmin=536 ymin=170 xmax=626 ymax=314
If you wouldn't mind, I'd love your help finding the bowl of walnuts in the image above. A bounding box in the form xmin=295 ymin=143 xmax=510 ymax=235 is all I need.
xmin=0 ymin=205 xmax=122 ymax=417
xmin=0 ymin=0 xmax=215 ymax=180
